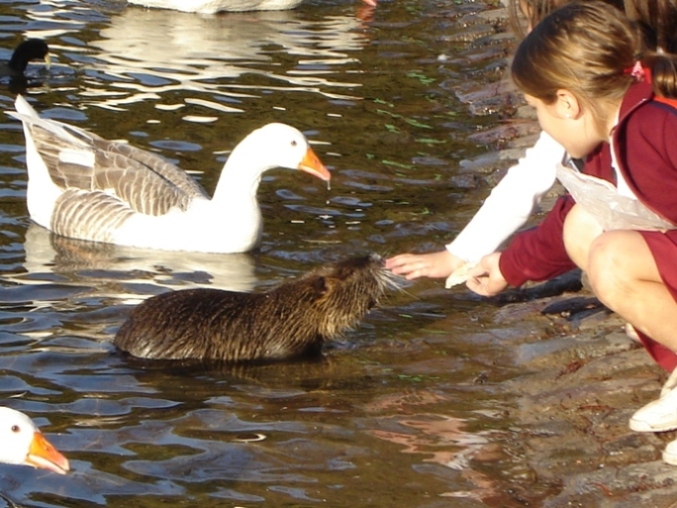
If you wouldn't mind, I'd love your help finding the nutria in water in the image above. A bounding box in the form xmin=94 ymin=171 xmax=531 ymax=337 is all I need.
xmin=114 ymin=253 xmax=402 ymax=362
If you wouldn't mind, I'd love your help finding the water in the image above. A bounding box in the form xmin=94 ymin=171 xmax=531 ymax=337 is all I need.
xmin=0 ymin=1 xmax=529 ymax=506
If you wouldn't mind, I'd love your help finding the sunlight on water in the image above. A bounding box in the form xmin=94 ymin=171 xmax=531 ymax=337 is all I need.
xmin=87 ymin=8 xmax=367 ymax=110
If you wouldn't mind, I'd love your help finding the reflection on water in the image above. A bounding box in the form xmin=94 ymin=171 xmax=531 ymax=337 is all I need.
xmin=0 ymin=0 xmax=522 ymax=506
xmin=17 ymin=224 xmax=258 ymax=296
xmin=88 ymin=7 xmax=367 ymax=112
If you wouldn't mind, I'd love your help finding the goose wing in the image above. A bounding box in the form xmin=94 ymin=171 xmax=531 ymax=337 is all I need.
xmin=9 ymin=96 xmax=209 ymax=217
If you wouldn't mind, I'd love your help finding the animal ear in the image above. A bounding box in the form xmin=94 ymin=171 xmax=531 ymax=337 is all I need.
xmin=312 ymin=276 xmax=329 ymax=295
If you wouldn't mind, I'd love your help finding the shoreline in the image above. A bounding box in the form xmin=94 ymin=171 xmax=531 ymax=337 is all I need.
xmin=451 ymin=4 xmax=677 ymax=505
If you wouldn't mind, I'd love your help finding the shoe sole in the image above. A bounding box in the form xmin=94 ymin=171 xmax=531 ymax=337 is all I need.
xmin=629 ymin=418 xmax=677 ymax=433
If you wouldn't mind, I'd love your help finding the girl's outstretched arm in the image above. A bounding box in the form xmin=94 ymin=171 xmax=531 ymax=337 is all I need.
xmin=386 ymin=250 xmax=463 ymax=280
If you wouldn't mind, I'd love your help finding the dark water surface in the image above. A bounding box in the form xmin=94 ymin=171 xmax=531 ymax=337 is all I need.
xmin=0 ymin=0 xmax=529 ymax=506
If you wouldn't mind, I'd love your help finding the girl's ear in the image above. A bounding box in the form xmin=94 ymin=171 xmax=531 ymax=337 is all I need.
xmin=555 ymin=89 xmax=582 ymax=119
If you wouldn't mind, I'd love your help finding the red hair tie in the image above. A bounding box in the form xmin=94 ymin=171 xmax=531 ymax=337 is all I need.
xmin=624 ymin=61 xmax=651 ymax=82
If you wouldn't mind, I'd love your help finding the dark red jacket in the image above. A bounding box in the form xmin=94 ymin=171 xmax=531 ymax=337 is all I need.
xmin=499 ymin=81 xmax=677 ymax=286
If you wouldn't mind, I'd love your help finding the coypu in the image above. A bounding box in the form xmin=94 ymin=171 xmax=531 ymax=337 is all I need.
xmin=114 ymin=253 xmax=402 ymax=362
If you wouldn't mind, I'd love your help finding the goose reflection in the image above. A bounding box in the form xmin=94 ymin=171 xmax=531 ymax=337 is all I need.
xmin=17 ymin=223 xmax=258 ymax=297
xmin=85 ymin=7 xmax=369 ymax=111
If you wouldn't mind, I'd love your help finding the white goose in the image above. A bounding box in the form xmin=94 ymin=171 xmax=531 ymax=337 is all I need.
xmin=8 ymin=95 xmax=331 ymax=253
xmin=128 ymin=0 xmax=305 ymax=12
xmin=0 ymin=407 xmax=70 ymax=475
xmin=127 ymin=0 xmax=377 ymax=14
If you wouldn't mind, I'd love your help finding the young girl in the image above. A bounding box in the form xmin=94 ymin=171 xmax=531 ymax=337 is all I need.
xmin=385 ymin=0 xmax=623 ymax=285
xmin=466 ymin=0 xmax=677 ymax=464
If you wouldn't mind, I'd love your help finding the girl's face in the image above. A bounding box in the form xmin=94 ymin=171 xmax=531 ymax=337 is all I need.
xmin=524 ymin=93 xmax=605 ymax=159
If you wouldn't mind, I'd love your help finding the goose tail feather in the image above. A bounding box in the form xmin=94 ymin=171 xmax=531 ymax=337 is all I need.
xmin=13 ymin=94 xmax=39 ymax=117
xmin=7 ymin=95 xmax=87 ymax=148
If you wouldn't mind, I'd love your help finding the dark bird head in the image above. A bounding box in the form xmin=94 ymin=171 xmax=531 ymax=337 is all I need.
xmin=8 ymin=39 xmax=50 ymax=75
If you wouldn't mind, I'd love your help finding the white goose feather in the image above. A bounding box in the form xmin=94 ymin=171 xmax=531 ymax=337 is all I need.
xmin=8 ymin=95 xmax=331 ymax=253
xmin=127 ymin=0 xmax=377 ymax=13
xmin=128 ymin=0 xmax=305 ymax=12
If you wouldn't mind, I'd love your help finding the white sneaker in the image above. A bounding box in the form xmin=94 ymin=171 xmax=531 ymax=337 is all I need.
xmin=630 ymin=385 xmax=677 ymax=432
xmin=663 ymin=438 xmax=677 ymax=465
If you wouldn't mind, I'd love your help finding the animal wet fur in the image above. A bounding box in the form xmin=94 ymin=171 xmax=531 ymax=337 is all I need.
xmin=114 ymin=253 xmax=402 ymax=362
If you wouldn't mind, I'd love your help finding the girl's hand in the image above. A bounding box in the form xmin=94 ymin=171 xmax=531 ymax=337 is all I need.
xmin=466 ymin=252 xmax=509 ymax=296
xmin=386 ymin=250 xmax=464 ymax=280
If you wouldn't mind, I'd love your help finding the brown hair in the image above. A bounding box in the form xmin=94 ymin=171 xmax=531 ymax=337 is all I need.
xmin=511 ymin=1 xmax=640 ymax=130
xmin=512 ymin=0 xmax=677 ymax=108
xmin=508 ymin=0 xmax=624 ymax=39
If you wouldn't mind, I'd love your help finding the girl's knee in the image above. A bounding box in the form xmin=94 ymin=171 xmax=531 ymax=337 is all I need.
xmin=563 ymin=205 xmax=603 ymax=270
xmin=586 ymin=233 xmax=633 ymax=301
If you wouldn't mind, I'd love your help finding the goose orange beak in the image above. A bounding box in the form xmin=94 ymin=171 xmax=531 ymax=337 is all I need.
xmin=298 ymin=147 xmax=331 ymax=182
xmin=26 ymin=431 xmax=70 ymax=475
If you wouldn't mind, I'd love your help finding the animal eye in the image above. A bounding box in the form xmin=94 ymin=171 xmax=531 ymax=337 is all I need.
xmin=291 ymin=140 xmax=297 ymax=147
xmin=11 ymin=425 xmax=20 ymax=433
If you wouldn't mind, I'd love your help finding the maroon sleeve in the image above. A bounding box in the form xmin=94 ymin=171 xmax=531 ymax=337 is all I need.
xmin=498 ymin=195 xmax=577 ymax=287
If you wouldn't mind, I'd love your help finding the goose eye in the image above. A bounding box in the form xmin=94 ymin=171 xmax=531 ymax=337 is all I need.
xmin=291 ymin=140 xmax=297 ymax=147
xmin=11 ymin=425 xmax=20 ymax=433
